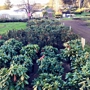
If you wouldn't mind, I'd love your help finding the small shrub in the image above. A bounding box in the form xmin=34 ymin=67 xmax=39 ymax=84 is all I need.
xmin=32 ymin=73 xmax=64 ymax=90
xmin=0 ymin=63 xmax=29 ymax=90
xmin=1 ymin=19 xmax=78 ymax=49
xmin=0 ymin=40 xmax=5 ymax=46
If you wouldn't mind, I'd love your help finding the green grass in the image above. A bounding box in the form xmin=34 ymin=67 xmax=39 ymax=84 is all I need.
xmin=61 ymin=17 xmax=73 ymax=21
xmin=0 ymin=22 xmax=27 ymax=34
xmin=73 ymin=12 xmax=90 ymax=19
xmin=60 ymin=12 xmax=90 ymax=21
xmin=85 ymin=20 xmax=90 ymax=23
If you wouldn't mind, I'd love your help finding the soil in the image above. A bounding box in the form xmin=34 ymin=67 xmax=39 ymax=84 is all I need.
xmin=27 ymin=62 xmax=39 ymax=90
xmin=62 ymin=62 xmax=71 ymax=80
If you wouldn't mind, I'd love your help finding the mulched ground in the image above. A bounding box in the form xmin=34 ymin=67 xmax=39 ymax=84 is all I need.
xmin=62 ymin=20 xmax=90 ymax=44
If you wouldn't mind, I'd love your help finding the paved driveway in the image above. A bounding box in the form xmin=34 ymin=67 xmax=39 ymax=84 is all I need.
xmin=62 ymin=20 xmax=90 ymax=43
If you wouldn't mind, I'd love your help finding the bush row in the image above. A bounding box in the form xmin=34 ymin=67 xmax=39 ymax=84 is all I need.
xmin=1 ymin=19 xmax=78 ymax=49
xmin=0 ymin=38 xmax=40 ymax=90
xmin=33 ymin=40 xmax=90 ymax=90
xmin=0 ymin=19 xmax=85 ymax=90
xmin=0 ymin=38 xmax=90 ymax=90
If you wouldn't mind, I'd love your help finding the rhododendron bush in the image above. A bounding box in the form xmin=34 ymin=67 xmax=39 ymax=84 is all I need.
xmin=0 ymin=19 xmax=90 ymax=90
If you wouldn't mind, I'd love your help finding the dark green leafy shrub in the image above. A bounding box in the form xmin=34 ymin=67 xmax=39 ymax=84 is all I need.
xmin=60 ymin=39 xmax=83 ymax=62
xmin=0 ymin=39 xmax=34 ymax=70
xmin=37 ymin=56 xmax=63 ymax=75
xmin=81 ymin=60 xmax=90 ymax=77
xmin=0 ymin=49 xmax=11 ymax=68
xmin=1 ymin=19 xmax=78 ymax=49
xmin=0 ymin=38 xmax=23 ymax=56
xmin=79 ymin=60 xmax=90 ymax=90
xmin=0 ymin=39 xmax=23 ymax=68
xmin=0 ymin=40 xmax=5 ymax=46
xmin=37 ymin=46 xmax=63 ymax=75
xmin=85 ymin=44 xmax=90 ymax=53
xmin=0 ymin=19 xmax=88 ymax=90
xmin=26 ymin=19 xmax=60 ymax=27
xmin=64 ymin=59 xmax=90 ymax=90
xmin=71 ymin=52 xmax=89 ymax=70
xmin=0 ymin=63 xmax=29 ymax=90
xmin=59 ymin=39 xmax=90 ymax=90
xmin=0 ymin=39 xmax=35 ymax=89
xmin=60 ymin=28 xmax=78 ymax=42
xmin=4 ymin=38 xmax=23 ymax=53
xmin=40 ymin=46 xmax=59 ymax=57
xmin=64 ymin=72 xmax=80 ymax=90
xmin=20 ymin=44 xmax=40 ymax=61
xmin=12 ymin=55 xmax=33 ymax=70
xmin=32 ymin=73 xmax=64 ymax=90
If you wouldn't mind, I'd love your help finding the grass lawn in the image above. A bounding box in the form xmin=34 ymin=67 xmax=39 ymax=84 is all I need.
xmin=73 ymin=12 xmax=90 ymax=19
xmin=86 ymin=20 xmax=90 ymax=23
xmin=0 ymin=22 xmax=27 ymax=34
xmin=60 ymin=12 xmax=90 ymax=21
xmin=85 ymin=20 xmax=90 ymax=27
xmin=61 ymin=17 xmax=73 ymax=20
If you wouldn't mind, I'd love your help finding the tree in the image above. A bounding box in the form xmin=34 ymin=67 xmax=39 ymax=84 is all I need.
xmin=4 ymin=0 xmax=12 ymax=9
xmin=48 ymin=0 xmax=54 ymax=8
xmin=79 ymin=0 xmax=84 ymax=8
xmin=78 ymin=0 xmax=90 ymax=8
xmin=0 ymin=5 xmax=6 ymax=10
xmin=83 ymin=0 xmax=90 ymax=7
xmin=22 ymin=0 xmax=33 ymax=19
xmin=73 ymin=0 xmax=90 ymax=8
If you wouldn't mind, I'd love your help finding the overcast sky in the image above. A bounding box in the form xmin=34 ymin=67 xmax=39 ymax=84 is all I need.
xmin=0 ymin=0 xmax=49 ymax=5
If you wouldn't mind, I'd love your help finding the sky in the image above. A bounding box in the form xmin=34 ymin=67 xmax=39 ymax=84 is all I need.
xmin=0 ymin=0 xmax=49 ymax=5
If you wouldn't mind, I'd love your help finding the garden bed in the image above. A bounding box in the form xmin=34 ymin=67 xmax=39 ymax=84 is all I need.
xmin=0 ymin=19 xmax=90 ymax=90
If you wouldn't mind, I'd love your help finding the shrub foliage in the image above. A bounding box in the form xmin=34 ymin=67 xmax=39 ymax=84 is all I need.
xmin=2 ymin=19 xmax=78 ymax=49
xmin=0 ymin=19 xmax=90 ymax=90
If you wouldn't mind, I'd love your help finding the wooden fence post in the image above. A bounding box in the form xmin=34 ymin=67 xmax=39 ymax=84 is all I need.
xmin=62 ymin=23 xmax=64 ymax=26
xmin=69 ymin=26 xmax=71 ymax=30
xmin=81 ymin=37 xmax=85 ymax=50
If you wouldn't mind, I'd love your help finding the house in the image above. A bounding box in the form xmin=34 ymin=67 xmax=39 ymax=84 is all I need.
xmin=0 ymin=8 xmax=28 ymax=21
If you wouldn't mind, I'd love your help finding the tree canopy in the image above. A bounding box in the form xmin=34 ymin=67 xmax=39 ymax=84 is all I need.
xmin=4 ymin=0 xmax=12 ymax=9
